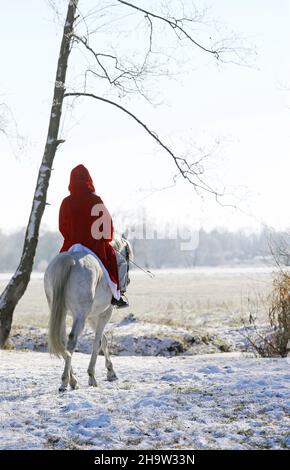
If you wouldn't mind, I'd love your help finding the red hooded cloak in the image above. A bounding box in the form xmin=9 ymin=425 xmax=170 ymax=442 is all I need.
xmin=59 ymin=164 xmax=119 ymax=290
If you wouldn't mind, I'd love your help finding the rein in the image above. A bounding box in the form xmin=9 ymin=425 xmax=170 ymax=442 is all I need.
xmin=115 ymin=244 xmax=155 ymax=279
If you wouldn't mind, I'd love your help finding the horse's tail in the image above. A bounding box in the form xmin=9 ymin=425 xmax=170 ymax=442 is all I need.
xmin=47 ymin=253 xmax=75 ymax=358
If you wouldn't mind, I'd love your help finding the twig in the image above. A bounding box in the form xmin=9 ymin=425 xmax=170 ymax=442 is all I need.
xmin=64 ymin=91 xmax=220 ymax=196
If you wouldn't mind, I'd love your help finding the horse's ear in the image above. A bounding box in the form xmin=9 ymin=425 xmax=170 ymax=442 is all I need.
xmin=110 ymin=234 xmax=121 ymax=251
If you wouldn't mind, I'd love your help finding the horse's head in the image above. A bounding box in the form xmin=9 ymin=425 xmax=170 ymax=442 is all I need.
xmin=110 ymin=235 xmax=134 ymax=287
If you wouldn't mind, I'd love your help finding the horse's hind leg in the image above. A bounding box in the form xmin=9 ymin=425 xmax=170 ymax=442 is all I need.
xmin=87 ymin=306 xmax=113 ymax=387
xmin=56 ymin=320 xmax=71 ymax=393
xmin=101 ymin=333 xmax=117 ymax=382
xmin=68 ymin=316 xmax=86 ymax=389
xmin=60 ymin=316 xmax=85 ymax=391
xmin=68 ymin=366 xmax=78 ymax=390
xmin=59 ymin=350 xmax=72 ymax=392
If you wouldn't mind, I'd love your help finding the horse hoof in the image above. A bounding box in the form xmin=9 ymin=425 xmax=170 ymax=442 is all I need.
xmin=107 ymin=372 xmax=118 ymax=382
xmin=59 ymin=385 xmax=67 ymax=393
xmin=88 ymin=377 xmax=98 ymax=387
xmin=70 ymin=381 xmax=79 ymax=390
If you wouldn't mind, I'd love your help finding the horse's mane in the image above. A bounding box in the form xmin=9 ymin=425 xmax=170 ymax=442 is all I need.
xmin=111 ymin=234 xmax=134 ymax=261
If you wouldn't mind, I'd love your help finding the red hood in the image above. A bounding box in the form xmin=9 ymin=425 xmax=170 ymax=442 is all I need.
xmin=68 ymin=164 xmax=95 ymax=194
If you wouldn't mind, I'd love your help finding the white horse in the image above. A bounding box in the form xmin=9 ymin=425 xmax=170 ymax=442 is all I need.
xmin=44 ymin=236 xmax=133 ymax=392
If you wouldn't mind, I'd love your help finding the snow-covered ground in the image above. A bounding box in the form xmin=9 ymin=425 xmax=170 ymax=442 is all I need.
xmin=9 ymin=315 xmax=228 ymax=356
xmin=1 ymin=350 xmax=289 ymax=450
xmin=1 ymin=268 xmax=289 ymax=450
xmin=9 ymin=313 xmax=274 ymax=357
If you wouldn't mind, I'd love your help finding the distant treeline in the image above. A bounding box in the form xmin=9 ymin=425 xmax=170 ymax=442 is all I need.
xmin=0 ymin=227 xmax=289 ymax=272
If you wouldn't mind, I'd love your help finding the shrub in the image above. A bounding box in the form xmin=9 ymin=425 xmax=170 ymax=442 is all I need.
xmin=245 ymin=271 xmax=290 ymax=357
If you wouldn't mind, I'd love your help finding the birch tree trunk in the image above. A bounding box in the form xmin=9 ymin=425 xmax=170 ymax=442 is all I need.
xmin=0 ymin=0 xmax=79 ymax=347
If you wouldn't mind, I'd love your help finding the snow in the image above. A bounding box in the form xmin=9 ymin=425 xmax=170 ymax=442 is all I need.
xmin=8 ymin=315 xmax=279 ymax=358
xmin=34 ymin=174 xmax=45 ymax=198
xmin=0 ymin=351 xmax=289 ymax=450
xmin=27 ymin=200 xmax=41 ymax=241
xmin=1 ymin=269 xmax=289 ymax=449
xmin=10 ymin=312 xmax=275 ymax=357
xmin=9 ymin=316 xmax=222 ymax=356
xmin=34 ymin=188 xmax=44 ymax=198
xmin=40 ymin=164 xmax=50 ymax=172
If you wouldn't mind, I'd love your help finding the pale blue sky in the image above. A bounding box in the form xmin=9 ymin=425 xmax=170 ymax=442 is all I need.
xmin=0 ymin=0 xmax=289 ymax=233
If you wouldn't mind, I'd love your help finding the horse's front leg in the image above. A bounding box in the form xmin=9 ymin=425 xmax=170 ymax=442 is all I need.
xmin=102 ymin=333 xmax=117 ymax=382
xmin=88 ymin=306 xmax=113 ymax=387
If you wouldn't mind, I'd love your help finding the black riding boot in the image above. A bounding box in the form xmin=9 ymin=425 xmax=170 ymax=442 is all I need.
xmin=111 ymin=294 xmax=129 ymax=308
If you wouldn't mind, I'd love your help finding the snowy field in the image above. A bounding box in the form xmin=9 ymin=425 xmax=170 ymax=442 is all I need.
xmin=0 ymin=267 xmax=275 ymax=330
xmin=0 ymin=351 xmax=289 ymax=450
xmin=1 ymin=267 xmax=289 ymax=450
xmin=1 ymin=267 xmax=276 ymax=356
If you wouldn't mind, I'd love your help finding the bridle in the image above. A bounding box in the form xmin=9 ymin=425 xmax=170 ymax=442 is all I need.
xmin=114 ymin=238 xmax=154 ymax=279
xmin=123 ymin=240 xmax=131 ymax=285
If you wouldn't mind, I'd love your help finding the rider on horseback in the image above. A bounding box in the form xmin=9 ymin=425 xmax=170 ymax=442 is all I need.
xmin=59 ymin=164 xmax=129 ymax=308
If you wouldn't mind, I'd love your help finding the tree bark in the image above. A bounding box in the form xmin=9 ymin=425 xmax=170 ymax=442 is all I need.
xmin=0 ymin=0 xmax=79 ymax=347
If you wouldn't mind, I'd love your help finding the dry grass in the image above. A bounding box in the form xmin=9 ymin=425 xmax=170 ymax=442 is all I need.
xmin=244 ymin=271 xmax=290 ymax=357
xmin=0 ymin=268 xmax=274 ymax=331
xmin=266 ymin=272 xmax=290 ymax=355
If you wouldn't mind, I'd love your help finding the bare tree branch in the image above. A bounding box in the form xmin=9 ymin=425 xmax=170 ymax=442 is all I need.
xmin=73 ymin=0 xmax=244 ymax=105
xmin=64 ymin=91 xmax=221 ymax=197
xmin=0 ymin=103 xmax=25 ymax=158
xmin=67 ymin=1 xmax=250 ymax=201
xmin=116 ymin=0 xmax=220 ymax=58
xmin=73 ymin=32 xmax=161 ymax=102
